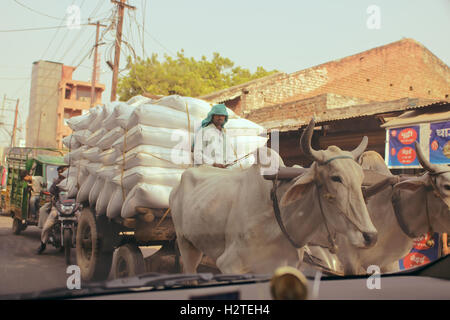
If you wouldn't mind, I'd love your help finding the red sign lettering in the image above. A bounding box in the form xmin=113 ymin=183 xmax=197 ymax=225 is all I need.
xmin=397 ymin=147 xmax=416 ymax=164
xmin=413 ymin=232 xmax=433 ymax=250
xmin=398 ymin=128 xmax=417 ymax=145
xmin=403 ymin=252 xmax=430 ymax=269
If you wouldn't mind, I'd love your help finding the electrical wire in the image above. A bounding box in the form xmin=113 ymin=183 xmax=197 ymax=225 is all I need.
xmin=52 ymin=0 xmax=87 ymax=61
xmin=0 ymin=24 xmax=92 ymax=32
xmin=13 ymin=0 xmax=63 ymax=20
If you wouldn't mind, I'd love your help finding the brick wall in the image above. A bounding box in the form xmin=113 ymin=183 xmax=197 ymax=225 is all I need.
xmin=203 ymin=38 xmax=450 ymax=116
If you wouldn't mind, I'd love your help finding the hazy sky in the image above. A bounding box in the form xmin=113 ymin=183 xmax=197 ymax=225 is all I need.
xmin=0 ymin=0 xmax=449 ymax=144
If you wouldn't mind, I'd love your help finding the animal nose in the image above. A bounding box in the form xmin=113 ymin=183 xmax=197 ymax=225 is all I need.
xmin=363 ymin=232 xmax=378 ymax=247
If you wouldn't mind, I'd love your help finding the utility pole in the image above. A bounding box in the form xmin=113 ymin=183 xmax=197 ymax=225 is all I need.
xmin=110 ymin=0 xmax=135 ymax=102
xmin=89 ymin=21 xmax=107 ymax=107
xmin=10 ymin=99 xmax=19 ymax=147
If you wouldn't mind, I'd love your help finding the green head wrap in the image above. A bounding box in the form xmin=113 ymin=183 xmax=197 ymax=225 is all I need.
xmin=201 ymin=104 xmax=228 ymax=128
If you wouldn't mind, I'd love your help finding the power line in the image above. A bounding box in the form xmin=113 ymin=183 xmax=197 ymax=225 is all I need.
xmin=0 ymin=77 xmax=30 ymax=80
xmin=40 ymin=0 xmax=77 ymax=60
xmin=52 ymin=0 xmax=87 ymax=61
xmin=0 ymin=23 xmax=92 ymax=32
xmin=131 ymin=14 xmax=176 ymax=57
xmin=141 ymin=0 xmax=146 ymax=59
xmin=13 ymin=0 xmax=62 ymax=20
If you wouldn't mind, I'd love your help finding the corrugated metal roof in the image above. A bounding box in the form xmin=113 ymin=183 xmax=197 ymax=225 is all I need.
xmin=251 ymin=98 xmax=449 ymax=131
xmin=381 ymin=109 xmax=450 ymax=128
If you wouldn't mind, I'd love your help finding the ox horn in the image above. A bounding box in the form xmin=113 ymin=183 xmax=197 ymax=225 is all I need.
xmin=415 ymin=141 xmax=439 ymax=173
xmin=300 ymin=118 xmax=324 ymax=163
xmin=351 ymin=136 xmax=369 ymax=160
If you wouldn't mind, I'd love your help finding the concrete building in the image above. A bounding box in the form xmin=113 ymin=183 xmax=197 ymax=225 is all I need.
xmin=26 ymin=60 xmax=105 ymax=149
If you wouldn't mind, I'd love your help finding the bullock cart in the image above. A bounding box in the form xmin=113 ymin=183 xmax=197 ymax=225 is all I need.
xmin=75 ymin=205 xmax=218 ymax=282
xmin=75 ymin=166 xmax=311 ymax=282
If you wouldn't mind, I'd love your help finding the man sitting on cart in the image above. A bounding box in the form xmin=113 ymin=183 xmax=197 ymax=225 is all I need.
xmin=193 ymin=104 xmax=235 ymax=168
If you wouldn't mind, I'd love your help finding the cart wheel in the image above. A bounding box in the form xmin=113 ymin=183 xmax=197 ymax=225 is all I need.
xmin=64 ymin=228 xmax=72 ymax=266
xmin=12 ymin=218 xmax=22 ymax=235
xmin=76 ymin=208 xmax=113 ymax=281
xmin=112 ymin=243 xmax=145 ymax=279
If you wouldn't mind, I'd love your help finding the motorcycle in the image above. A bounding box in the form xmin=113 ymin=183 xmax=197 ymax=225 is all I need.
xmin=47 ymin=191 xmax=81 ymax=265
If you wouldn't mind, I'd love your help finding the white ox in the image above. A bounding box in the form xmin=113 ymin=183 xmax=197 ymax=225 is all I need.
xmin=311 ymin=144 xmax=450 ymax=275
xmin=169 ymin=119 xmax=378 ymax=274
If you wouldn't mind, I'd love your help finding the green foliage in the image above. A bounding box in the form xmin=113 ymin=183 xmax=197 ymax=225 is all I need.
xmin=117 ymin=50 xmax=278 ymax=101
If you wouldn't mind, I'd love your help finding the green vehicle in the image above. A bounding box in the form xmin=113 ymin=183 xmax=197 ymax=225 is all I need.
xmin=1 ymin=147 xmax=66 ymax=235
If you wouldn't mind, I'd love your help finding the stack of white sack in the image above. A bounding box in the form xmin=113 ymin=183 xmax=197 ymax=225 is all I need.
xmin=62 ymin=94 xmax=268 ymax=220
xmin=62 ymin=96 xmax=148 ymax=211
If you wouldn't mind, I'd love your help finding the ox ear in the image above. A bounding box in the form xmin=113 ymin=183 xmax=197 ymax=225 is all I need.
xmin=280 ymin=170 xmax=315 ymax=207
xmin=394 ymin=175 xmax=428 ymax=192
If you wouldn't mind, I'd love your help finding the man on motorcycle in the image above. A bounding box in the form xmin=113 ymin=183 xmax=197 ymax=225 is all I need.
xmin=37 ymin=166 xmax=72 ymax=254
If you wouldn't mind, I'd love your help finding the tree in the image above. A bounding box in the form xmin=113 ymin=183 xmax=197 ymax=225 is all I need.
xmin=117 ymin=50 xmax=278 ymax=101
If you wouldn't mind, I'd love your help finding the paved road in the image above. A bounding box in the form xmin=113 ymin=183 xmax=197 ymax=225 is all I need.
xmin=0 ymin=215 xmax=161 ymax=297
xmin=0 ymin=216 xmax=75 ymax=296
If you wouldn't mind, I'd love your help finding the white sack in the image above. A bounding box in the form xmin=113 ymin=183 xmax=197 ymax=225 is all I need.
xmin=86 ymin=128 xmax=109 ymax=147
xmin=85 ymin=162 xmax=103 ymax=175
xmin=88 ymin=176 xmax=104 ymax=206
xmin=112 ymin=166 xmax=183 ymax=189
xmin=76 ymin=174 xmax=97 ymax=203
xmin=106 ymin=186 xmax=126 ymax=219
xmin=95 ymin=166 xmax=122 ymax=215
xmin=66 ymin=106 xmax=100 ymax=131
xmin=72 ymin=129 xmax=92 ymax=145
xmin=57 ymin=178 xmax=68 ymax=191
xmin=96 ymin=165 xmax=121 ymax=181
xmin=96 ymin=181 xmax=116 ymax=216
xmin=116 ymin=145 xmax=192 ymax=169
xmin=96 ymin=127 xmax=125 ymax=150
xmin=103 ymin=104 xmax=136 ymax=130
xmin=126 ymin=95 xmax=152 ymax=107
xmin=121 ymin=183 xmax=172 ymax=218
xmin=155 ymin=95 xmax=211 ymax=119
xmin=59 ymin=175 xmax=79 ymax=198
xmin=87 ymin=105 xmax=109 ymax=133
xmin=112 ymin=125 xmax=191 ymax=152
xmin=62 ymin=135 xmax=81 ymax=149
xmin=82 ymin=147 xmax=103 ymax=162
xmin=98 ymin=148 xmax=122 ymax=166
xmin=124 ymin=104 xmax=202 ymax=131
xmin=64 ymin=146 xmax=88 ymax=164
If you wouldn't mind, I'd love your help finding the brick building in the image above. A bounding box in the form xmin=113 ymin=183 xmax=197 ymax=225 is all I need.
xmin=201 ymin=38 xmax=449 ymax=116
xmin=26 ymin=60 xmax=105 ymax=149
xmin=200 ymin=38 xmax=450 ymax=166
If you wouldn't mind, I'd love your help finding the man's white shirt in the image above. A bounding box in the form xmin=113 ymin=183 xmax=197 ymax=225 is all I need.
xmin=31 ymin=176 xmax=44 ymax=196
xmin=193 ymin=123 xmax=235 ymax=166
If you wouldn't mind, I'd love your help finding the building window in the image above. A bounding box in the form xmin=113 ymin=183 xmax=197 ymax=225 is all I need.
xmin=76 ymin=87 xmax=91 ymax=102
xmin=65 ymin=88 xmax=71 ymax=99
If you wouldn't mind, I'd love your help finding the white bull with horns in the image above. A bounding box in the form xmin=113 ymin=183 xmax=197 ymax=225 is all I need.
xmin=169 ymin=118 xmax=378 ymax=274
xmin=309 ymin=144 xmax=450 ymax=275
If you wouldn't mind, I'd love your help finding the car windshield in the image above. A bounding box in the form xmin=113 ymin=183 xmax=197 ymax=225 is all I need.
xmin=1 ymin=1 xmax=449 ymax=303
